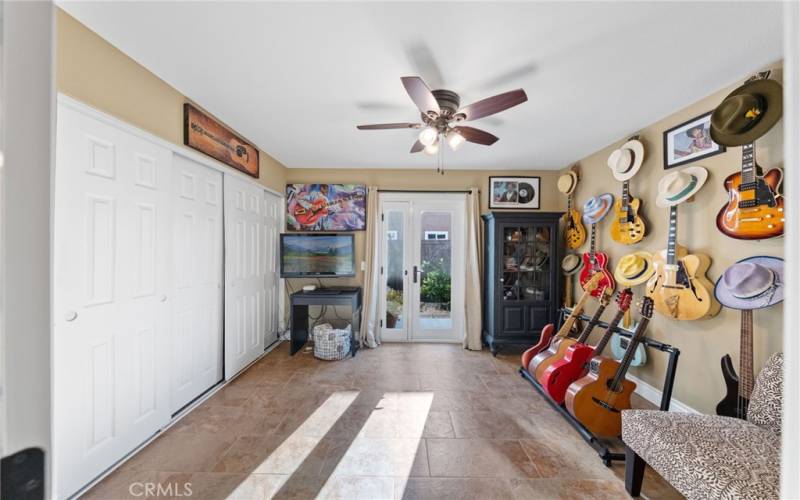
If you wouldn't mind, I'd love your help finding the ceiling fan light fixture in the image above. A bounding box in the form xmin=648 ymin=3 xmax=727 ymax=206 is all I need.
xmin=423 ymin=140 xmax=440 ymax=155
xmin=418 ymin=126 xmax=438 ymax=147
xmin=446 ymin=130 xmax=465 ymax=151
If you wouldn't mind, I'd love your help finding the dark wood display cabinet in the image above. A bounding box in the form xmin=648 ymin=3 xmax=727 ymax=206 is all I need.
xmin=482 ymin=212 xmax=563 ymax=355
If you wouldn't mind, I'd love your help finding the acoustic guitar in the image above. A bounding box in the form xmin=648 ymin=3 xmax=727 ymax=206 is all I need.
xmin=716 ymin=309 xmax=754 ymax=419
xmin=610 ymin=178 xmax=646 ymax=244
xmin=520 ymin=273 xmax=602 ymax=369
xmin=531 ymin=287 xmax=612 ymax=383
xmin=579 ymin=223 xmax=615 ymax=298
xmin=565 ymin=297 xmax=653 ymax=438
xmin=716 ymin=142 xmax=784 ymax=240
xmin=563 ymin=168 xmax=587 ymax=249
xmin=540 ymin=289 xmax=633 ymax=404
xmin=646 ymin=205 xmax=720 ymax=320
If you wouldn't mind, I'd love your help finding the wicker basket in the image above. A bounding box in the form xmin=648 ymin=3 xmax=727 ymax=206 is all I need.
xmin=313 ymin=323 xmax=351 ymax=361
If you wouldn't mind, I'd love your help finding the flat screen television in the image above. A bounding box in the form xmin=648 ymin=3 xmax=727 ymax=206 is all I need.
xmin=280 ymin=234 xmax=356 ymax=278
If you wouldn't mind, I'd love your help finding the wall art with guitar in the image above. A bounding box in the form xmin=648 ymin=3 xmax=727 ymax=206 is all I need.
xmin=286 ymin=184 xmax=367 ymax=231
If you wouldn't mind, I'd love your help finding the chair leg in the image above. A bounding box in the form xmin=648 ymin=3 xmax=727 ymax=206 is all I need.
xmin=625 ymin=445 xmax=645 ymax=497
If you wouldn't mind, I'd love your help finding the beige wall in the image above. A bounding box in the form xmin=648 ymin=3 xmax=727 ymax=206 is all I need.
xmin=55 ymin=9 xmax=287 ymax=192
xmin=567 ymin=62 xmax=784 ymax=414
xmin=285 ymin=168 xmax=561 ymax=291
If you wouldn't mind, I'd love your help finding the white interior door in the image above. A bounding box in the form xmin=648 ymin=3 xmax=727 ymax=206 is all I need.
xmin=224 ymin=174 xmax=267 ymax=379
xmin=170 ymin=155 xmax=223 ymax=413
xmin=262 ymin=191 xmax=281 ymax=346
xmin=54 ymin=104 xmax=171 ymax=499
xmin=378 ymin=194 xmax=466 ymax=342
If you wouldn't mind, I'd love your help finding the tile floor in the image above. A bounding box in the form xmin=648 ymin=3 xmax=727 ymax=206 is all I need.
xmin=84 ymin=342 xmax=683 ymax=499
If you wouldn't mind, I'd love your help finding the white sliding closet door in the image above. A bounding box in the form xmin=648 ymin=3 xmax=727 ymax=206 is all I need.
xmin=171 ymin=155 xmax=223 ymax=413
xmin=53 ymin=104 xmax=172 ymax=499
xmin=263 ymin=191 xmax=281 ymax=346
xmin=224 ymin=174 xmax=268 ymax=379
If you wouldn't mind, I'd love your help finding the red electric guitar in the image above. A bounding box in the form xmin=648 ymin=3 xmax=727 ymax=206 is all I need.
xmin=579 ymin=222 xmax=615 ymax=297
xmin=292 ymin=193 xmax=364 ymax=226
xmin=539 ymin=289 xmax=633 ymax=404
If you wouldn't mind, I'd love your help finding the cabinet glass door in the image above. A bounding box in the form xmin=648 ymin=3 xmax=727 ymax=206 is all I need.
xmin=501 ymin=224 xmax=551 ymax=302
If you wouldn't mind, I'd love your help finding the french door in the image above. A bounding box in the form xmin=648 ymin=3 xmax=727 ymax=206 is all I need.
xmin=379 ymin=194 xmax=466 ymax=342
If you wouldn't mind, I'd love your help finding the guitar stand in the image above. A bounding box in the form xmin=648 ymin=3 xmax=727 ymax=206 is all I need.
xmin=518 ymin=307 xmax=681 ymax=467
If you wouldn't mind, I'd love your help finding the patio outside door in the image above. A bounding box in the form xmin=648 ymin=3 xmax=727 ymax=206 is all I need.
xmin=379 ymin=194 xmax=465 ymax=342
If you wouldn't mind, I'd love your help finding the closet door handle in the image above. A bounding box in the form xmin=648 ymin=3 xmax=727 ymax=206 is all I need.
xmin=65 ymin=310 xmax=78 ymax=322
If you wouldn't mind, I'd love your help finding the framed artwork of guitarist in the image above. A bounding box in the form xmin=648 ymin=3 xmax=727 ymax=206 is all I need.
xmin=286 ymin=184 xmax=367 ymax=231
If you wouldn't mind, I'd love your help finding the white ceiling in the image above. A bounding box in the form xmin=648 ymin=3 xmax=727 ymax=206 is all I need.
xmin=58 ymin=1 xmax=783 ymax=170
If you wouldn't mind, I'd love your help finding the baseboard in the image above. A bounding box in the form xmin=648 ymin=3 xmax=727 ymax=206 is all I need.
xmin=627 ymin=374 xmax=699 ymax=414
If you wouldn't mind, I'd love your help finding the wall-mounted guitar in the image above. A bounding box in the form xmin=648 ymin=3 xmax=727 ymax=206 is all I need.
xmin=565 ymin=297 xmax=653 ymax=438
xmin=710 ymin=71 xmax=784 ymax=240
xmin=579 ymin=202 xmax=615 ymax=298
xmin=716 ymin=141 xmax=783 ymax=239
xmin=530 ymin=287 xmax=612 ymax=384
xmin=647 ymin=168 xmax=720 ymax=320
xmin=558 ymin=166 xmax=586 ymax=249
xmin=540 ymin=289 xmax=632 ymax=404
xmin=520 ymin=273 xmax=602 ymax=369
xmin=607 ymin=137 xmax=647 ymax=245
xmin=716 ymin=309 xmax=754 ymax=419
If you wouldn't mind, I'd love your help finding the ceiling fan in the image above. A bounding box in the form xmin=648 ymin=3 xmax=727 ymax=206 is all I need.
xmin=357 ymin=76 xmax=528 ymax=155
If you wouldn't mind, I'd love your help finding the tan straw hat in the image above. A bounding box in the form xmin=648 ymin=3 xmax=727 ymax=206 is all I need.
xmin=614 ymin=251 xmax=654 ymax=287
xmin=655 ymin=166 xmax=708 ymax=208
xmin=607 ymin=139 xmax=645 ymax=181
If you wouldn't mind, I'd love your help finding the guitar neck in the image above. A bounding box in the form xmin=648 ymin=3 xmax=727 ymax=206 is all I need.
xmin=590 ymin=224 xmax=597 ymax=261
xmin=575 ymin=301 xmax=608 ymax=343
xmin=739 ymin=309 xmax=755 ymax=398
xmin=621 ymin=181 xmax=630 ymax=213
xmin=558 ymin=288 xmax=594 ymax=338
xmin=666 ymin=206 xmax=678 ymax=266
xmin=593 ymin=309 xmax=626 ymax=356
xmin=611 ymin=317 xmax=650 ymax=391
xmin=741 ymin=142 xmax=757 ymax=186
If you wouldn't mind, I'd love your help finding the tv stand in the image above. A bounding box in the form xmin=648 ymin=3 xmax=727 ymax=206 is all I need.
xmin=290 ymin=287 xmax=362 ymax=356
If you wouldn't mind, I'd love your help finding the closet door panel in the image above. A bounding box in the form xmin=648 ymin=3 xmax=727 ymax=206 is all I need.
xmin=170 ymin=154 xmax=223 ymax=412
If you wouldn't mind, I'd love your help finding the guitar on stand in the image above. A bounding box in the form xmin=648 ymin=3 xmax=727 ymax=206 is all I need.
xmin=579 ymin=223 xmax=615 ymax=298
xmin=716 ymin=141 xmax=783 ymax=240
xmin=716 ymin=309 xmax=754 ymax=419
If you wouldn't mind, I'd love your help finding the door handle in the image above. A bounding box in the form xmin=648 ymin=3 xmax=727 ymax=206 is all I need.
xmin=159 ymin=294 xmax=167 ymax=302
xmin=413 ymin=265 xmax=423 ymax=283
xmin=65 ymin=310 xmax=78 ymax=322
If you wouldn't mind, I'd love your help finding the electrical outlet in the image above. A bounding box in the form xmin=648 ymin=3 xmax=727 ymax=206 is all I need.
xmin=361 ymin=260 xmax=366 ymax=271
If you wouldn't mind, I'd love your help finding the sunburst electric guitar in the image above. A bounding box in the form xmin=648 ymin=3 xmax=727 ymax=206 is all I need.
xmin=579 ymin=223 xmax=615 ymax=298
xmin=716 ymin=142 xmax=784 ymax=240
xmin=716 ymin=309 xmax=755 ymax=419
xmin=565 ymin=297 xmax=653 ymax=438
xmin=531 ymin=288 xmax=612 ymax=384
xmin=564 ymin=182 xmax=586 ymax=249
xmin=520 ymin=273 xmax=602 ymax=370
xmin=540 ymin=289 xmax=633 ymax=404
xmin=610 ymin=179 xmax=646 ymax=244
xmin=646 ymin=205 xmax=720 ymax=320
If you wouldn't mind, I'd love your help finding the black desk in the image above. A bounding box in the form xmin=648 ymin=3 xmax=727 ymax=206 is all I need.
xmin=290 ymin=287 xmax=362 ymax=356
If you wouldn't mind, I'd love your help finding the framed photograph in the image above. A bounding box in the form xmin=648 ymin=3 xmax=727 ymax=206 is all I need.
xmin=489 ymin=176 xmax=540 ymax=209
xmin=663 ymin=111 xmax=725 ymax=169
xmin=184 ymin=103 xmax=260 ymax=177
xmin=286 ymin=184 xmax=367 ymax=231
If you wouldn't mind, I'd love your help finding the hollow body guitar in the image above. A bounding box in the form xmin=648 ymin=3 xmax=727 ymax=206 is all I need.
xmin=579 ymin=223 xmax=615 ymax=298
xmin=532 ymin=288 xmax=612 ymax=384
xmin=564 ymin=193 xmax=587 ymax=249
xmin=716 ymin=309 xmax=754 ymax=419
xmin=716 ymin=142 xmax=784 ymax=240
xmin=647 ymin=205 xmax=719 ymax=320
xmin=610 ymin=180 xmax=646 ymax=245
xmin=520 ymin=273 xmax=603 ymax=369
xmin=565 ymin=297 xmax=654 ymax=438
xmin=540 ymin=289 xmax=633 ymax=404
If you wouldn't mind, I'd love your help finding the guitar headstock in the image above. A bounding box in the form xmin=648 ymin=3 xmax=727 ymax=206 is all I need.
xmin=616 ymin=288 xmax=633 ymax=312
xmin=599 ymin=287 xmax=613 ymax=306
xmin=640 ymin=297 xmax=654 ymax=319
xmin=582 ymin=272 xmax=604 ymax=292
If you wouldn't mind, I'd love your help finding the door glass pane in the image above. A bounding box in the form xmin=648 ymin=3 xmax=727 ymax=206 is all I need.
xmin=503 ymin=226 xmax=528 ymax=301
xmin=519 ymin=225 xmax=550 ymax=301
xmin=385 ymin=210 xmax=404 ymax=329
xmin=420 ymin=211 xmax=451 ymax=329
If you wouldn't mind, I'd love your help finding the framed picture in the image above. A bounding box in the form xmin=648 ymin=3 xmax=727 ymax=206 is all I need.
xmin=286 ymin=184 xmax=367 ymax=231
xmin=184 ymin=103 xmax=260 ymax=177
xmin=663 ymin=111 xmax=725 ymax=169
xmin=489 ymin=176 xmax=540 ymax=209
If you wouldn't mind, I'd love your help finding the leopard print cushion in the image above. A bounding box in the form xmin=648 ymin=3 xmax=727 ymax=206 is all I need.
xmin=622 ymin=410 xmax=780 ymax=500
xmin=747 ymin=352 xmax=783 ymax=436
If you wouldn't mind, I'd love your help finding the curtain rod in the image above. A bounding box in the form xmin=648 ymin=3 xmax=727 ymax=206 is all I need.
xmin=377 ymin=189 xmax=479 ymax=194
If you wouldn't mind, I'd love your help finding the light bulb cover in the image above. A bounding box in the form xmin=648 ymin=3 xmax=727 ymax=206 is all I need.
xmin=447 ymin=130 xmax=466 ymax=151
xmin=424 ymin=141 xmax=440 ymax=155
xmin=418 ymin=126 xmax=438 ymax=147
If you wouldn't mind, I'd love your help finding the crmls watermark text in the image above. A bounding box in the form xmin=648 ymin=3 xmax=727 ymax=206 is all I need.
xmin=129 ymin=482 xmax=193 ymax=497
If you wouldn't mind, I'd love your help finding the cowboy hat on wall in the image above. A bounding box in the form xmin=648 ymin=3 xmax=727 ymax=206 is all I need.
xmin=655 ymin=166 xmax=708 ymax=208
xmin=710 ymin=71 xmax=783 ymax=147
xmin=607 ymin=138 xmax=645 ymax=181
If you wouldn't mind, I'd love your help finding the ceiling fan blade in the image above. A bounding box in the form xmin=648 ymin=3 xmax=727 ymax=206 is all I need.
xmin=410 ymin=140 xmax=425 ymax=153
xmin=401 ymin=76 xmax=441 ymax=116
xmin=404 ymin=42 xmax=445 ymax=89
xmin=459 ymin=89 xmax=528 ymax=121
xmin=454 ymin=126 xmax=499 ymax=146
xmin=357 ymin=123 xmax=421 ymax=130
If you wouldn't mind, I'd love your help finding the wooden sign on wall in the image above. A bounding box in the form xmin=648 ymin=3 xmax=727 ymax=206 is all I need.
xmin=183 ymin=103 xmax=259 ymax=177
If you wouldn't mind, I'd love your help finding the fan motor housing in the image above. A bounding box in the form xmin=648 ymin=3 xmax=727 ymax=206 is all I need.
xmin=432 ymin=89 xmax=460 ymax=115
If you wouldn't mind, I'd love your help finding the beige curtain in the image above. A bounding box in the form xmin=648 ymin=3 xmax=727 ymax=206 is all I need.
xmin=464 ymin=187 xmax=483 ymax=350
xmin=360 ymin=186 xmax=381 ymax=348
